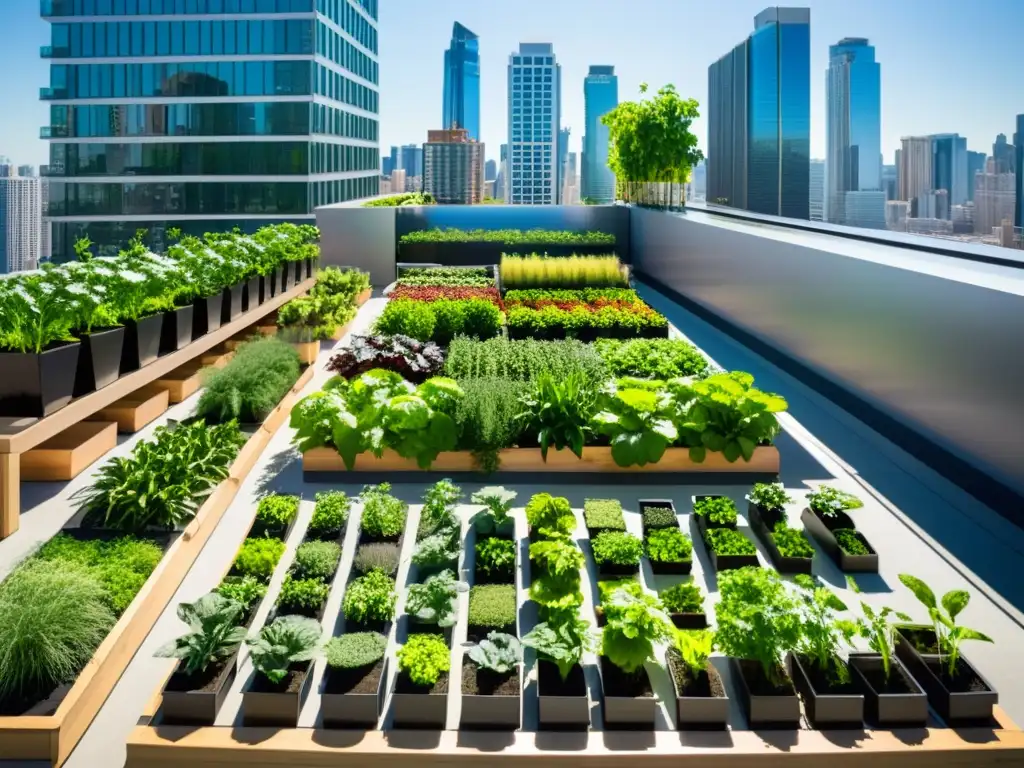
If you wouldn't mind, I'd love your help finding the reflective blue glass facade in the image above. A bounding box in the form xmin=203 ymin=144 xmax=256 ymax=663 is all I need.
xmin=1016 ymin=115 xmax=1023 ymax=227
xmin=932 ymin=134 xmax=968 ymax=209
xmin=442 ymin=22 xmax=480 ymax=141
xmin=42 ymin=0 xmax=379 ymax=260
xmin=582 ymin=65 xmax=617 ymax=204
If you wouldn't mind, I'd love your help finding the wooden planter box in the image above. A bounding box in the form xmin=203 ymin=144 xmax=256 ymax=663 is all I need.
xmin=93 ymin=385 xmax=170 ymax=433
xmin=801 ymin=507 xmax=879 ymax=573
xmin=21 ymin=421 xmax=117 ymax=481
xmin=153 ymin=364 xmax=202 ymax=404
xmin=329 ymin=322 xmax=352 ymax=342
xmin=356 ymin=288 xmax=372 ymax=307
xmin=302 ymin=445 xmax=780 ymax=475
xmin=295 ymin=341 xmax=319 ymax=365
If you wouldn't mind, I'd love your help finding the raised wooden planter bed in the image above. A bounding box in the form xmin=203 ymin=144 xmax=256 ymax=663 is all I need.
xmin=154 ymin=364 xmax=203 ymax=404
xmin=20 ymin=421 xmax=117 ymax=481
xmin=356 ymin=288 xmax=372 ymax=307
xmin=0 ymin=364 xmax=314 ymax=766
xmin=94 ymin=385 xmax=170 ymax=433
xmin=400 ymin=240 xmax=615 ymax=267
xmin=302 ymin=446 xmax=780 ymax=475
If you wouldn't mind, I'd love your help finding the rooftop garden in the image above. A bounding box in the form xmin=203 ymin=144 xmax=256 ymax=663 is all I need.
xmin=362 ymin=191 xmax=436 ymax=207
xmin=399 ymin=228 xmax=616 ymax=245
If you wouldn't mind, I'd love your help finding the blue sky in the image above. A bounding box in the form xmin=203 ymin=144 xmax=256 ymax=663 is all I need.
xmin=2 ymin=0 xmax=1021 ymax=168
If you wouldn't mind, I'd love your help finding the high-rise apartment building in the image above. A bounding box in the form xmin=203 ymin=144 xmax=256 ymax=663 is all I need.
xmin=708 ymin=7 xmax=810 ymax=219
xmin=1 ymin=175 xmax=42 ymax=273
xmin=399 ymin=145 xmax=423 ymax=180
xmin=506 ymin=43 xmax=560 ymax=205
xmin=993 ymin=133 xmax=1015 ymax=175
xmin=41 ymin=0 xmax=380 ymax=261
xmin=422 ymin=128 xmax=484 ymax=204
xmin=494 ymin=143 xmax=507 ymax=200
xmin=557 ymin=127 xmax=570 ymax=203
xmin=967 ymin=151 xmax=987 ymax=202
xmin=899 ymin=136 xmax=933 ymax=202
xmin=932 ymin=134 xmax=969 ymax=208
xmin=485 ymin=159 xmax=497 ymax=181
xmin=441 ymin=22 xmax=480 ymax=141
xmin=382 ymin=156 xmax=393 ymax=176
xmin=1015 ymin=115 xmax=1023 ymax=227
xmin=825 ymin=37 xmax=883 ymax=229
xmin=581 ymin=65 xmax=617 ymax=204
xmin=882 ymin=164 xmax=897 ymax=200
xmin=809 ymin=159 xmax=825 ymax=221
xmin=0 ymin=158 xmax=13 ymax=178
xmin=974 ymin=159 xmax=1016 ymax=235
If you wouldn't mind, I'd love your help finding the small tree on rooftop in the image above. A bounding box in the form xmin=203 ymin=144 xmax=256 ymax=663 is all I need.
xmin=602 ymin=83 xmax=704 ymax=209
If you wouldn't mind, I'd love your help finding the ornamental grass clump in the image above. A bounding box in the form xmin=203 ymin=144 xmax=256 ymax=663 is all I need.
xmin=196 ymin=337 xmax=300 ymax=425
xmin=500 ymin=253 xmax=629 ymax=289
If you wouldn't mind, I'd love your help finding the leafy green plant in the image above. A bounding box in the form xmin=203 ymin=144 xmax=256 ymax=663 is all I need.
xmin=246 ymin=615 xmax=322 ymax=684
xmin=849 ymin=577 xmax=912 ymax=682
xmin=641 ymin=503 xmax=677 ymax=530
xmin=749 ymin=482 xmax=793 ymax=514
xmin=522 ymin=613 xmax=595 ymax=681
xmin=276 ymin=576 xmax=330 ymax=615
xmin=196 ymin=337 xmax=301 ymax=424
xmin=217 ymin=576 xmax=267 ymax=610
xmin=591 ymin=531 xmax=644 ymax=566
xmin=898 ymin=574 xmax=993 ymax=678
xmin=793 ymin=575 xmax=856 ymax=683
xmin=517 ymin=373 xmax=594 ymax=461
xmin=692 ymin=496 xmax=738 ymax=526
xmin=704 ymin=528 xmax=757 ymax=556
xmin=324 ymin=632 xmax=388 ymax=670
xmin=660 ymin=582 xmax=704 ymax=614
xmin=364 ymin=191 xmax=436 ymax=207
xmin=417 ymin=479 xmax=461 ymax=540
xmin=406 ymin=570 xmax=467 ymax=628
xmin=412 ymin=530 xmax=460 ymax=573
xmin=500 ymin=253 xmax=628 ymax=289
xmin=471 ymin=486 xmax=517 ymax=534
xmin=475 ymin=537 xmax=516 ymax=580
xmin=328 ymin=334 xmax=446 ymax=382
xmin=232 ymin=538 xmax=286 ymax=582
xmin=645 ymin=528 xmax=693 ymax=563
xmin=506 ymin=303 xmax=668 ymax=340
xmin=714 ymin=567 xmax=802 ymax=686
xmin=291 ymin=540 xmax=342 ymax=582
xmin=353 ymin=542 xmax=400 ymax=576
xmin=525 ymin=493 xmax=575 ymax=538
xmin=835 ymin=529 xmax=871 ymax=555
xmin=468 ymin=584 xmax=517 ymax=629
xmin=445 ymin=336 xmax=608 ymax=384
xmin=359 ymin=483 xmax=407 ymax=539
xmin=592 ymin=383 xmax=678 ymax=467
xmin=601 ymin=585 xmax=673 ymax=673
xmin=772 ymin=527 xmax=815 ymax=559
xmin=594 ymin=338 xmax=709 ymax=380
xmin=528 ymin=538 xmax=584 ymax=614
xmin=672 ymin=629 xmax=715 ymax=673
xmin=453 ymin=378 xmax=529 ymax=472
xmin=468 ymin=632 xmax=522 ymax=675
xmin=807 ymin=486 xmax=864 ymax=518
xmin=156 ymin=593 xmax=247 ymax=676
xmin=254 ymin=494 xmax=298 ymax=536
xmin=396 ymin=266 xmax=491 ymax=287
xmin=308 ymin=491 xmax=350 ymax=539
xmin=397 ymin=633 xmax=450 ymax=686
xmin=583 ymin=499 xmax=626 ymax=532
xmin=342 ymin=570 xmax=397 ymax=625
xmin=374 ymin=300 xmax=437 ymax=342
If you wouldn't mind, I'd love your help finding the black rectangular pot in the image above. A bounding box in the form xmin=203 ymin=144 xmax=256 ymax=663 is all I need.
xmin=596 ymin=561 xmax=640 ymax=578
xmin=894 ymin=629 xmax=998 ymax=724
xmin=537 ymin=660 xmax=590 ymax=730
xmin=748 ymin=503 xmax=813 ymax=575
xmin=73 ymin=326 xmax=124 ymax=397
xmin=730 ymin=657 xmax=802 ymax=729
xmin=320 ymin=658 xmax=388 ymax=729
xmin=119 ymin=314 xmax=163 ymax=374
xmin=191 ymin=294 xmax=223 ymax=340
xmin=848 ymin=652 xmax=928 ymax=727
xmin=243 ymin=277 xmax=261 ymax=312
xmin=787 ymin=652 xmax=864 ymax=729
xmin=0 ymin=342 xmax=81 ymax=417
xmin=261 ymin=269 xmax=278 ymax=302
xmin=639 ymin=499 xmax=678 ymax=535
xmin=649 ymin=558 xmax=693 ymax=576
xmin=221 ymin=283 xmax=244 ymax=324
xmin=305 ymin=257 xmax=315 ymax=279
xmin=801 ymin=508 xmax=879 ymax=573
xmin=670 ymin=612 xmax=708 ymax=630
xmin=159 ymin=305 xmax=194 ymax=355
xmin=598 ymin=657 xmax=657 ymax=730
xmin=667 ymin=652 xmax=729 ymax=730
xmin=390 ymin=673 xmax=448 ymax=729
xmin=160 ymin=656 xmax=237 ymax=726
xmin=241 ymin=660 xmax=314 ymax=727
xmin=459 ymin=664 xmax=522 ymax=730
xmin=293 ymin=260 xmax=305 ymax=284
xmin=280 ymin=263 xmax=292 ymax=293
xmin=709 ymin=549 xmax=760 ymax=572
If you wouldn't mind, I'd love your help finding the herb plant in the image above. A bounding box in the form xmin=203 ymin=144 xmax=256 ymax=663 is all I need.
xmin=525 ymin=493 xmax=576 ymax=538
xmin=476 ymin=537 xmax=516 ymax=580
xmin=591 ymin=531 xmax=644 ymax=566
xmin=275 ymin=576 xmax=330 ymax=615
xmin=404 ymin=228 xmax=616 ymax=245
xmin=232 ymin=538 xmax=286 ymax=582
xmin=292 ymin=541 xmax=343 ymax=581
xmin=835 ymin=529 xmax=871 ymax=555
xmin=359 ymin=483 xmax=407 ymax=539
xmin=196 ymin=337 xmax=300 ymax=424
xmin=411 ymin=531 xmax=460 ymax=573
xmin=468 ymin=632 xmax=522 ymax=675
xmin=807 ymin=486 xmax=864 ymax=518
xmin=342 ymin=571 xmax=397 ymax=625
xmin=793 ymin=575 xmax=856 ymax=684
xmin=646 ymin=528 xmax=693 ymax=563
xmin=522 ymin=613 xmax=595 ymax=681
xmin=583 ymin=499 xmax=626 ymax=532
xmin=397 ymin=633 xmax=450 ymax=686
xmin=352 ymin=543 xmax=400 ymax=576
xmin=660 ymin=582 xmax=704 ymax=614
xmin=417 ymin=479 xmax=461 ymax=540
xmin=308 ymin=491 xmax=350 ymax=539
xmin=594 ymin=338 xmax=709 ymax=380
xmin=601 ymin=586 xmax=673 ymax=673
xmin=749 ymin=482 xmax=793 ymax=514
xmin=217 ymin=576 xmax=267 ymax=610
xmin=254 ymin=494 xmax=298 ymax=536
xmin=704 ymin=528 xmax=757 ymax=556
xmin=444 ymin=336 xmax=609 ymax=384
xmin=772 ymin=527 xmax=815 ymax=559
xmin=246 ymin=616 xmax=322 ymax=684
xmin=468 ymin=584 xmax=517 ymax=630
xmin=471 ymin=486 xmax=517 ymax=534
xmin=405 ymin=570 xmax=467 ymax=628
xmin=641 ymin=503 xmax=677 ymax=530
xmin=849 ymin=577 xmax=911 ymax=682
xmin=517 ymin=373 xmax=595 ymax=460
xmin=324 ymin=632 xmax=387 ymax=670
xmin=453 ymin=377 xmax=530 ymax=472
xmin=692 ymin=496 xmax=738 ymax=526
xmin=156 ymin=593 xmax=247 ymax=676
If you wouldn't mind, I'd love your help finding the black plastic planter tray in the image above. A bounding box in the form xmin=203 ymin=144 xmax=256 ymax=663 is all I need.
xmin=537 ymin=660 xmax=590 ymax=731
xmin=221 ymin=283 xmax=244 ymax=324
xmin=120 ymin=314 xmax=163 ymax=373
xmin=648 ymin=557 xmax=693 ymax=576
xmin=730 ymin=657 xmax=801 ymax=729
xmin=159 ymin=305 xmax=194 ymax=355
xmin=666 ymin=652 xmax=728 ymax=730
xmin=787 ymin=652 xmax=864 ymax=729
xmin=894 ymin=628 xmax=998 ymax=724
xmin=243 ymin=277 xmax=261 ymax=312
xmin=598 ymin=657 xmax=656 ymax=730
xmin=321 ymin=658 xmax=389 ymax=729
xmin=801 ymin=507 xmax=879 ymax=573
xmin=191 ymin=293 xmax=223 ymax=339
xmin=390 ymin=673 xmax=448 ymax=729
xmin=670 ymin=612 xmax=708 ymax=630
xmin=707 ymin=547 xmax=760 ymax=572
xmin=639 ymin=499 xmax=678 ymax=535
xmin=459 ymin=663 xmax=522 ymax=731
xmin=241 ymin=660 xmax=314 ymax=727
xmin=596 ymin=561 xmax=641 ymax=578
xmin=748 ymin=503 xmax=813 ymax=575
xmin=73 ymin=327 xmax=124 ymax=397
xmin=160 ymin=655 xmax=237 ymax=726
xmin=848 ymin=652 xmax=928 ymax=727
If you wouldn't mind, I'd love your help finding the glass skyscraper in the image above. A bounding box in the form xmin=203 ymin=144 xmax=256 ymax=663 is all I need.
xmin=506 ymin=43 xmax=560 ymax=205
xmin=826 ymin=37 xmax=883 ymax=229
xmin=441 ymin=22 xmax=480 ymax=141
xmin=40 ymin=0 xmax=379 ymax=261
xmin=582 ymin=65 xmax=618 ymax=204
xmin=708 ymin=7 xmax=809 ymax=219
xmin=932 ymin=134 xmax=969 ymax=208
xmin=1014 ymin=115 xmax=1022 ymax=227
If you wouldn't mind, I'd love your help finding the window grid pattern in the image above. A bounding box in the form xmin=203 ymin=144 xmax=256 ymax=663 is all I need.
xmin=508 ymin=54 xmax=558 ymax=205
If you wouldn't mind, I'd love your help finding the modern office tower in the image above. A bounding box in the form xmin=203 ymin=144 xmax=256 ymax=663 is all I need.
xmin=0 ymin=158 xmax=12 ymax=178
xmin=967 ymin=151 xmax=987 ymax=202
xmin=18 ymin=165 xmax=36 ymax=177
xmin=932 ymin=134 xmax=968 ymax=209
xmin=40 ymin=0 xmax=380 ymax=261
xmin=389 ymin=146 xmax=400 ymax=174
xmin=899 ymin=136 xmax=933 ymax=202
xmin=885 ymin=199 xmax=908 ymax=231
xmin=557 ymin=127 xmax=570 ymax=203
xmin=422 ymin=128 xmax=484 ymax=204
xmin=581 ymin=65 xmax=618 ymax=204
xmin=809 ymin=159 xmax=825 ymax=221
xmin=974 ymin=160 xmax=1016 ymax=235
xmin=0 ymin=175 xmax=42 ymax=273
xmin=993 ymin=133 xmax=1016 ymax=174
xmin=882 ymin=164 xmax=898 ymax=200
xmin=507 ymin=43 xmax=561 ymax=205
xmin=915 ymin=190 xmax=950 ymax=220
xmin=494 ymin=143 xmax=507 ymax=200
xmin=390 ymin=168 xmax=407 ymax=195
xmin=825 ymin=38 xmax=883 ymax=229
xmin=399 ymin=145 xmax=423 ymax=180
xmin=561 ymin=151 xmax=579 ymax=204
xmin=708 ymin=7 xmax=810 ymax=218
xmin=485 ymin=159 xmax=497 ymax=181
xmin=382 ymin=156 xmax=393 ymax=176
xmin=441 ymin=22 xmax=480 ymax=140
xmin=1016 ymin=115 xmax=1023 ymax=227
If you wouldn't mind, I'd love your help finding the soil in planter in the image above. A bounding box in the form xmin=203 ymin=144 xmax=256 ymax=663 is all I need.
xmin=901 ymin=628 xmax=940 ymax=654
xmin=667 ymin=649 xmax=725 ymax=698
xmin=462 ymin=661 xmax=520 ymax=696
xmin=600 ymin=656 xmax=653 ymax=698
xmin=538 ymin=660 xmax=586 ymax=697
xmin=395 ymin=671 xmax=449 ymax=695
xmin=814 ymin=508 xmax=856 ymax=531
xmin=923 ymin=658 xmax=990 ymax=693
xmin=165 ymin=658 xmax=231 ymax=694
xmin=738 ymin=659 xmax=797 ymax=697
xmin=797 ymin=656 xmax=859 ymax=695
xmin=324 ymin=659 xmax=385 ymax=695
xmin=858 ymin=662 xmax=917 ymax=694
xmin=251 ymin=667 xmax=307 ymax=695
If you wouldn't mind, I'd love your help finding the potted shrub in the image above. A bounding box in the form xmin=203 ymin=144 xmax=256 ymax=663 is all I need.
xmin=321 ymin=632 xmax=389 ymax=728
xmin=251 ymin=494 xmax=299 ymax=539
xmin=639 ymin=499 xmax=677 ymax=537
xmin=241 ymin=616 xmax=322 ymax=726
xmin=156 ymin=593 xmax=247 ymax=725
xmin=666 ymin=629 xmax=728 ymax=729
xmin=591 ymin=531 xmax=644 ymax=577
xmin=599 ymin=583 xmax=673 ymax=729
xmin=659 ymin=581 xmax=707 ymax=629
xmin=471 ymin=486 xmax=517 ymax=538
xmin=405 ymin=569 xmax=466 ymax=645
xmin=276 ymin=295 xmax=335 ymax=364
xmin=342 ymin=570 xmax=397 ymax=634
xmin=583 ymin=498 xmax=627 ymax=537
xmin=359 ymin=484 xmax=408 ymax=544
xmin=467 ymin=584 xmax=517 ymax=641
xmin=715 ymin=567 xmax=802 ymax=729
xmin=392 ymin=633 xmax=451 ymax=728
xmin=645 ymin=527 xmax=693 ymax=575
xmin=894 ymin=574 xmax=997 ymax=724
xmin=746 ymin=482 xmax=792 ymax=532
xmin=460 ymin=632 xmax=523 ymax=730
xmin=849 ymin=586 xmax=927 ymax=726
xmin=474 ymin=536 xmax=517 ymax=585
xmin=801 ymin=486 xmax=878 ymax=573
xmin=787 ymin=575 xmax=864 ymax=728
xmin=522 ymin=612 xmax=594 ymax=730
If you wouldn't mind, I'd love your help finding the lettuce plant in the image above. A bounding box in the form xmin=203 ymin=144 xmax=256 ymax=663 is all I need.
xmin=601 ymin=586 xmax=673 ymax=673
xmin=405 ymin=570 xmax=468 ymax=628
xmin=468 ymin=632 xmax=521 ymax=675
xmin=246 ymin=616 xmax=322 ymax=684
xmin=592 ymin=384 xmax=678 ymax=467
xmin=525 ymin=493 xmax=575 ymax=538
xmin=522 ymin=612 xmax=595 ymax=681
xmin=397 ymin=633 xmax=450 ymax=686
